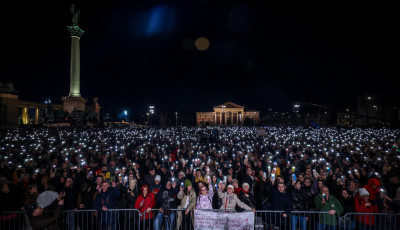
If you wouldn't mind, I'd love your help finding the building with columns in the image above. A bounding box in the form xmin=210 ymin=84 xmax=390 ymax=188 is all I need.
xmin=196 ymin=102 xmax=260 ymax=126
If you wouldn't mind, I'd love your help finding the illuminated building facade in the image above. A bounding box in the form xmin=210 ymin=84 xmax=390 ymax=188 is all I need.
xmin=196 ymin=102 xmax=260 ymax=126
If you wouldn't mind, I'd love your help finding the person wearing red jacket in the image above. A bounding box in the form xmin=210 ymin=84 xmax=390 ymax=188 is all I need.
xmin=363 ymin=178 xmax=381 ymax=201
xmin=355 ymin=188 xmax=379 ymax=230
xmin=134 ymin=185 xmax=156 ymax=230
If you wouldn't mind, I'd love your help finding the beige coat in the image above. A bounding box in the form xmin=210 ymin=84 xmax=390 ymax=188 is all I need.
xmin=218 ymin=190 xmax=251 ymax=211
xmin=176 ymin=190 xmax=197 ymax=230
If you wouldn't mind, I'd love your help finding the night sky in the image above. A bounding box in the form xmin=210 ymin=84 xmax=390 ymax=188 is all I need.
xmin=2 ymin=1 xmax=399 ymax=118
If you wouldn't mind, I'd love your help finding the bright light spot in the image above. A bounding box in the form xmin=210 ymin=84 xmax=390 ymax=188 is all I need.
xmin=195 ymin=37 xmax=210 ymax=51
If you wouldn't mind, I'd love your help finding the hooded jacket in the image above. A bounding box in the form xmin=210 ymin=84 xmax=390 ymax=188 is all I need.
xmin=363 ymin=178 xmax=381 ymax=201
xmin=134 ymin=185 xmax=156 ymax=220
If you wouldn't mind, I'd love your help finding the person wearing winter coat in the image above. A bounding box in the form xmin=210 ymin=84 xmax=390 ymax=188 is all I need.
xmin=238 ymin=182 xmax=256 ymax=212
xmin=268 ymin=181 xmax=293 ymax=229
xmin=362 ymin=178 xmax=381 ymax=201
xmin=94 ymin=180 xmax=121 ymax=230
xmin=76 ymin=183 xmax=96 ymax=230
xmin=134 ymin=185 xmax=156 ymax=229
xmin=176 ymin=179 xmax=196 ymax=230
xmin=354 ymin=188 xmax=379 ymax=230
xmin=196 ymin=179 xmax=214 ymax=209
xmin=314 ymin=186 xmax=343 ymax=230
xmin=337 ymin=188 xmax=356 ymax=230
xmin=287 ymin=180 xmax=309 ymax=230
xmin=28 ymin=192 xmax=65 ymax=230
xmin=218 ymin=184 xmax=256 ymax=211
xmin=154 ymin=180 xmax=178 ymax=230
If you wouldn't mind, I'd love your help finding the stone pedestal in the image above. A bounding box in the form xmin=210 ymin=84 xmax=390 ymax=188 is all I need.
xmin=62 ymin=96 xmax=87 ymax=113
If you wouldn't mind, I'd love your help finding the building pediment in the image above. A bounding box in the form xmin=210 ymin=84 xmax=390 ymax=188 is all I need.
xmin=214 ymin=102 xmax=244 ymax=109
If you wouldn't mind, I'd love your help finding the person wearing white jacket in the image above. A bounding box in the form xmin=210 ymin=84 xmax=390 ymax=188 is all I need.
xmin=218 ymin=184 xmax=256 ymax=212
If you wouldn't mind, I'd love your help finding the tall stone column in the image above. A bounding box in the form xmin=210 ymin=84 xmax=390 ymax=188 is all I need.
xmin=34 ymin=108 xmax=39 ymax=124
xmin=63 ymin=25 xmax=87 ymax=113
xmin=22 ymin=107 xmax=29 ymax=124
xmin=69 ymin=33 xmax=82 ymax=97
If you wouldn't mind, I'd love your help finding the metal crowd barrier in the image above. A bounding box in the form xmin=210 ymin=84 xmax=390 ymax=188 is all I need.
xmin=2 ymin=209 xmax=400 ymax=230
xmin=0 ymin=211 xmax=27 ymax=230
xmin=342 ymin=212 xmax=400 ymax=230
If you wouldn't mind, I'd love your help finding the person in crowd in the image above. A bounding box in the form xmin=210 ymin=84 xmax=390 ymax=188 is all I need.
xmin=196 ymin=177 xmax=214 ymax=209
xmin=27 ymin=192 xmax=65 ymax=230
xmin=314 ymin=186 xmax=343 ymax=230
xmin=150 ymin=175 xmax=162 ymax=195
xmin=144 ymin=167 xmax=156 ymax=186
xmin=23 ymin=184 xmax=39 ymax=208
xmin=232 ymin=179 xmax=242 ymax=196
xmin=288 ymin=180 xmax=309 ymax=230
xmin=218 ymin=184 xmax=256 ymax=211
xmin=40 ymin=175 xmax=55 ymax=192
xmin=134 ymin=185 xmax=156 ymax=230
xmin=238 ymin=182 xmax=256 ymax=212
xmin=76 ymin=183 xmax=96 ymax=230
xmin=337 ymin=188 xmax=356 ymax=230
xmin=362 ymin=178 xmax=381 ymax=201
xmin=267 ymin=179 xmax=293 ymax=229
xmin=154 ymin=180 xmax=178 ymax=230
xmin=63 ymin=177 xmax=79 ymax=230
xmin=0 ymin=181 xmax=23 ymax=229
xmin=176 ymin=179 xmax=196 ymax=230
xmin=94 ymin=180 xmax=121 ymax=230
xmin=354 ymin=188 xmax=379 ymax=230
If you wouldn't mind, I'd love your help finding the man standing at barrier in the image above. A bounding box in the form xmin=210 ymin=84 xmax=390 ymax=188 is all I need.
xmin=154 ymin=180 xmax=178 ymax=230
xmin=315 ymin=186 xmax=343 ymax=230
xmin=94 ymin=180 xmax=121 ymax=230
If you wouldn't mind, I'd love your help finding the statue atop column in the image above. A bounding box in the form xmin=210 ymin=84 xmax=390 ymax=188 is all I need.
xmin=70 ymin=4 xmax=80 ymax=27
xmin=67 ymin=4 xmax=84 ymax=38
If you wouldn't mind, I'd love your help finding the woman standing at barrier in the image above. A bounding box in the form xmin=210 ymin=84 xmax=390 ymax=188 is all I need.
xmin=218 ymin=184 xmax=256 ymax=211
xmin=355 ymin=188 xmax=379 ymax=230
xmin=134 ymin=185 xmax=156 ymax=230
xmin=176 ymin=179 xmax=196 ymax=230
xmin=238 ymin=182 xmax=256 ymax=212
xmin=196 ymin=177 xmax=214 ymax=209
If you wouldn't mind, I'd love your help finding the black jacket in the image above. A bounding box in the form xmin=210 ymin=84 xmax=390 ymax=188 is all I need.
xmin=337 ymin=195 xmax=355 ymax=216
xmin=30 ymin=198 xmax=62 ymax=230
xmin=287 ymin=186 xmax=310 ymax=211
xmin=238 ymin=190 xmax=256 ymax=210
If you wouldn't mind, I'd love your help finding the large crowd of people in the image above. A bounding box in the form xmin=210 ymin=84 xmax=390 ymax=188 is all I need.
xmin=1 ymin=126 xmax=400 ymax=230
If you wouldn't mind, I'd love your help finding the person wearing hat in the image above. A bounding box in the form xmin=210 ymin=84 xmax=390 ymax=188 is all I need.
xmin=150 ymin=175 xmax=162 ymax=195
xmin=238 ymin=182 xmax=256 ymax=212
xmin=218 ymin=183 xmax=256 ymax=212
xmin=144 ymin=166 xmax=156 ymax=186
xmin=154 ymin=180 xmax=178 ymax=230
xmin=355 ymin=188 xmax=379 ymax=229
xmin=176 ymin=179 xmax=197 ymax=230
xmin=28 ymin=192 xmax=64 ymax=230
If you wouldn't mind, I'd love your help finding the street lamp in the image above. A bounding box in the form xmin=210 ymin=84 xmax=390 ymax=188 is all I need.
xmin=366 ymin=97 xmax=372 ymax=127
xmin=146 ymin=113 xmax=150 ymax=127
xmin=175 ymin=112 xmax=178 ymax=127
